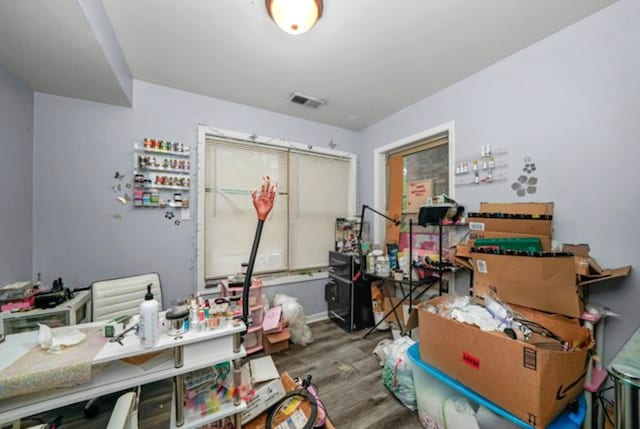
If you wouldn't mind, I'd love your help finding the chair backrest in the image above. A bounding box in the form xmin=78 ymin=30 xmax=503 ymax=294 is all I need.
xmin=92 ymin=273 xmax=162 ymax=322
xmin=106 ymin=391 xmax=138 ymax=429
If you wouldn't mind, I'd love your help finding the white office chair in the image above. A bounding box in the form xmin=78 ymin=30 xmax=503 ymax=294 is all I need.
xmin=85 ymin=273 xmax=163 ymax=420
xmin=92 ymin=273 xmax=163 ymax=322
xmin=106 ymin=391 xmax=139 ymax=429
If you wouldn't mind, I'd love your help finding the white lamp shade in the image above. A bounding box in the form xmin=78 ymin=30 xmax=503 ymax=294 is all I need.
xmin=267 ymin=0 xmax=322 ymax=35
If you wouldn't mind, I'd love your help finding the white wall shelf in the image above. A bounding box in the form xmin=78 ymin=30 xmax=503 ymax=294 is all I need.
xmin=136 ymin=146 xmax=191 ymax=157
xmin=136 ymin=166 xmax=190 ymax=175
xmin=135 ymin=184 xmax=190 ymax=191
xmin=133 ymin=139 xmax=192 ymax=208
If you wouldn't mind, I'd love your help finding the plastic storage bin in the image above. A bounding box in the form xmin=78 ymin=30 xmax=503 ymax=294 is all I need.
xmin=408 ymin=343 xmax=586 ymax=429
xmin=250 ymin=305 xmax=264 ymax=327
xmin=244 ymin=326 xmax=263 ymax=354
xmin=222 ymin=279 xmax=264 ymax=354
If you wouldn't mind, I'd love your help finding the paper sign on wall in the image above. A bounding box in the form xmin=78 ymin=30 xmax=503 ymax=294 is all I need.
xmin=406 ymin=179 xmax=434 ymax=213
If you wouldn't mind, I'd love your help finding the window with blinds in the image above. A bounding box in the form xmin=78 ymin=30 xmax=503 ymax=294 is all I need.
xmin=204 ymin=137 xmax=351 ymax=280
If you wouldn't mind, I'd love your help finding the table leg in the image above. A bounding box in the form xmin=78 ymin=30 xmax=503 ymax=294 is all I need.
xmin=233 ymin=359 xmax=242 ymax=407
xmin=234 ymin=331 xmax=241 ymax=354
xmin=174 ymin=344 xmax=184 ymax=368
xmin=174 ymin=344 xmax=185 ymax=427
xmin=235 ymin=412 xmax=242 ymax=428
xmin=174 ymin=374 xmax=185 ymax=427
xmin=363 ymin=279 xmax=436 ymax=339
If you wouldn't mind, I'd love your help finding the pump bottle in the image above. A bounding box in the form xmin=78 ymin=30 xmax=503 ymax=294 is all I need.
xmin=139 ymin=284 xmax=159 ymax=348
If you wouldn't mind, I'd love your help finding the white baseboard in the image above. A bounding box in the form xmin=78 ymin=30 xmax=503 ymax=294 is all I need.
xmin=306 ymin=311 xmax=329 ymax=324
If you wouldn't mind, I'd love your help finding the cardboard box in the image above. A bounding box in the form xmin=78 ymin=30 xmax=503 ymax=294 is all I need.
xmin=455 ymin=241 xmax=473 ymax=258
xmin=562 ymin=243 xmax=590 ymax=257
xmin=418 ymin=296 xmax=592 ymax=428
xmin=479 ymin=202 xmax=554 ymax=216
xmin=454 ymin=256 xmax=473 ymax=271
xmin=471 ymin=251 xmax=631 ymax=317
xmin=383 ymin=297 xmax=424 ymax=340
xmin=244 ymin=372 xmax=337 ymax=429
xmin=241 ymin=356 xmax=286 ymax=424
xmin=263 ymin=329 xmax=290 ymax=355
xmin=562 ymin=243 xmax=606 ymax=276
xmin=468 ymin=216 xmax=552 ymax=236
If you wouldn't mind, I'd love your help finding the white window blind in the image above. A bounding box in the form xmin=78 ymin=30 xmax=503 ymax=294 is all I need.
xmin=204 ymin=139 xmax=288 ymax=278
xmin=289 ymin=151 xmax=350 ymax=270
xmin=204 ymin=137 xmax=351 ymax=280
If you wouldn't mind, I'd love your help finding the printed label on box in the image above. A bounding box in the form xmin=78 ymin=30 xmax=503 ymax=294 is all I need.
xmin=469 ymin=221 xmax=485 ymax=231
xmin=523 ymin=347 xmax=537 ymax=370
xmin=462 ymin=352 xmax=480 ymax=370
xmin=476 ymin=260 xmax=488 ymax=273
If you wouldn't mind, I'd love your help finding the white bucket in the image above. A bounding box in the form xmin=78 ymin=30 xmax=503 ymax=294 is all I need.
xmin=373 ymin=312 xmax=389 ymax=330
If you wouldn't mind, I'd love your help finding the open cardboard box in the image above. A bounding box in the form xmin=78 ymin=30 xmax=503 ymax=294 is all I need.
xmin=562 ymin=243 xmax=608 ymax=276
xmin=240 ymin=356 xmax=286 ymax=424
xmin=471 ymin=250 xmax=631 ymax=317
xmin=383 ymin=296 xmax=429 ymax=340
xmin=263 ymin=329 xmax=291 ymax=355
xmin=417 ymin=296 xmax=592 ymax=428
xmin=244 ymin=372 xmax=336 ymax=429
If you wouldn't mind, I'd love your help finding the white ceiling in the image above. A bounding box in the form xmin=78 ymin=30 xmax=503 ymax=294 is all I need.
xmin=0 ymin=0 xmax=131 ymax=106
xmin=0 ymin=0 xmax=616 ymax=130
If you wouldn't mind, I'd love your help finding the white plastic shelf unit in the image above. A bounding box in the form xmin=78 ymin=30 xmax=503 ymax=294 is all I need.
xmin=133 ymin=141 xmax=192 ymax=208
xmin=222 ymin=280 xmax=264 ymax=355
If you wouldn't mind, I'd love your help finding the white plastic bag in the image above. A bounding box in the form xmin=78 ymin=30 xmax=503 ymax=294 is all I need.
xmin=373 ymin=339 xmax=393 ymax=366
xmin=272 ymin=293 xmax=314 ymax=345
xmin=382 ymin=336 xmax=417 ymax=410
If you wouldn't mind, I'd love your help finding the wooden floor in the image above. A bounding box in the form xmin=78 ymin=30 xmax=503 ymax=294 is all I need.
xmin=30 ymin=320 xmax=421 ymax=428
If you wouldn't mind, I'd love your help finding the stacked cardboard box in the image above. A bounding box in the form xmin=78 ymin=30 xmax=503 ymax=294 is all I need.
xmin=418 ymin=201 xmax=631 ymax=427
xmin=468 ymin=201 xmax=554 ymax=251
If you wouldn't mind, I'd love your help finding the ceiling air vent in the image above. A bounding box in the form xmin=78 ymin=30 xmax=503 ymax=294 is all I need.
xmin=289 ymin=92 xmax=326 ymax=109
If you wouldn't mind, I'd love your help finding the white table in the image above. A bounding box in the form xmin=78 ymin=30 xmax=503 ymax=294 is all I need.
xmin=0 ymin=320 xmax=247 ymax=428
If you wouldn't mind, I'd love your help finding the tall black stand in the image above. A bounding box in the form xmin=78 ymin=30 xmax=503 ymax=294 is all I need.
xmin=242 ymin=220 xmax=265 ymax=326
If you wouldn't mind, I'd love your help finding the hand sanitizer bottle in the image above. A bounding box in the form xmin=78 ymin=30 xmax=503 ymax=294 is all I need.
xmin=139 ymin=284 xmax=159 ymax=348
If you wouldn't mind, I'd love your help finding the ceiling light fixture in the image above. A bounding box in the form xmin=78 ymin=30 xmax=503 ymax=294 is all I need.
xmin=266 ymin=0 xmax=323 ymax=35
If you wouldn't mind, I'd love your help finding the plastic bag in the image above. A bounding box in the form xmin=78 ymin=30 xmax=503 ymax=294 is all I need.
xmin=272 ymin=293 xmax=314 ymax=345
xmin=373 ymin=339 xmax=393 ymax=366
xmin=382 ymin=336 xmax=417 ymax=410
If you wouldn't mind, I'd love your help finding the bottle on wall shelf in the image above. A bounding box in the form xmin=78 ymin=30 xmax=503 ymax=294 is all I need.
xmin=139 ymin=284 xmax=159 ymax=348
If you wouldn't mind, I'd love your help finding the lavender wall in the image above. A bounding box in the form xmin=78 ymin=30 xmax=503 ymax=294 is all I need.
xmin=33 ymin=80 xmax=359 ymax=308
xmin=0 ymin=65 xmax=33 ymax=286
xmin=361 ymin=0 xmax=639 ymax=361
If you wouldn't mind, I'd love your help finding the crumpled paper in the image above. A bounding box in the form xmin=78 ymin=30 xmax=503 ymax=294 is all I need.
xmin=38 ymin=323 xmax=86 ymax=353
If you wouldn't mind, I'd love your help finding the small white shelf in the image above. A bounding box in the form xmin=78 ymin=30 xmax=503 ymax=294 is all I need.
xmin=170 ymin=396 xmax=246 ymax=429
xmin=455 ymin=149 xmax=507 ymax=163
xmin=135 ymin=203 xmax=188 ymax=209
xmin=136 ymin=147 xmax=191 ymax=157
xmin=135 ymin=184 xmax=190 ymax=191
xmin=457 ymin=177 xmax=509 ymax=187
xmin=136 ymin=166 xmax=191 ymax=175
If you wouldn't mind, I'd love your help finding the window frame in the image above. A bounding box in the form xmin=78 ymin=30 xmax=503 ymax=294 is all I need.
xmin=196 ymin=125 xmax=357 ymax=292
xmin=372 ymin=121 xmax=456 ymax=245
